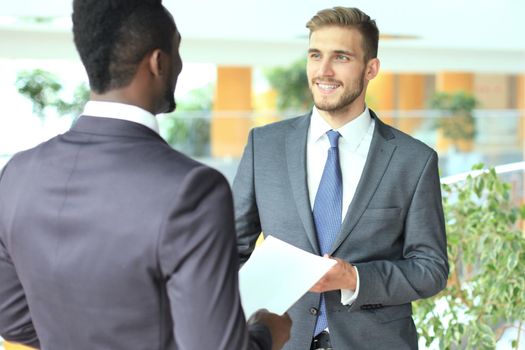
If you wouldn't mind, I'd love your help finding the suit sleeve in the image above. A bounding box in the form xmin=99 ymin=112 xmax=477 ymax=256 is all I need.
xmin=232 ymin=129 xmax=262 ymax=265
xmin=157 ymin=165 xmax=270 ymax=350
xmin=352 ymin=150 xmax=449 ymax=308
xmin=0 ymin=162 xmax=40 ymax=348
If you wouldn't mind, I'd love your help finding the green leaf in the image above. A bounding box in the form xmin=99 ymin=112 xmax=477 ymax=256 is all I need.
xmin=507 ymin=252 xmax=519 ymax=271
xmin=471 ymin=163 xmax=485 ymax=171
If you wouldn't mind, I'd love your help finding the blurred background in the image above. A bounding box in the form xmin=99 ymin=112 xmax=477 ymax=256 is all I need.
xmin=0 ymin=0 xmax=524 ymax=349
xmin=1 ymin=0 xmax=524 ymax=181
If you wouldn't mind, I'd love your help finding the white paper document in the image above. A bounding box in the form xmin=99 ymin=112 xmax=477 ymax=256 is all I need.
xmin=239 ymin=235 xmax=336 ymax=317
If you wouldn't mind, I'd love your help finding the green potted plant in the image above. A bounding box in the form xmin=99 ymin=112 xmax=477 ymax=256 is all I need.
xmin=15 ymin=69 xmax=89 ymax=119
xmin=264 ymin=58 xmax=311 ymax=112
xmin=430 ymin=91 xmax=478 ymax=151
xmin=414 ymin=164 xmax=525 ymax=349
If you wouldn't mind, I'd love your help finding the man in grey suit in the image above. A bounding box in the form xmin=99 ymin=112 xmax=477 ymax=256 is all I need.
xmin=0 ymin=0 xmax=291 ymax=349
xmin=233 ymin=7 xmax=448 ymax=350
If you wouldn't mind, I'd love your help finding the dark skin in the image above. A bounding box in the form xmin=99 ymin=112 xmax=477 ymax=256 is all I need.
xmin=249 ymin=309 xmax=292 ymax=350
xmin=89 ymin=29 xmax=292 ymax=350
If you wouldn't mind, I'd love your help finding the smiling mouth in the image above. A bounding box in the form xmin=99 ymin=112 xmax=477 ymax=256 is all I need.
xmin=315 ymin=81 xmax=341 ymax=93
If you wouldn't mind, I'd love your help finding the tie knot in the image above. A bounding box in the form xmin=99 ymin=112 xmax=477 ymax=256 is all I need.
xmin=326 ymin=130 xmax=340 ymax=148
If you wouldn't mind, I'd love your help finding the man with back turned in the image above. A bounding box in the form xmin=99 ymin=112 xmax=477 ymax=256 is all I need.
xmin=0 ymin=1 xmax=290 ymax=349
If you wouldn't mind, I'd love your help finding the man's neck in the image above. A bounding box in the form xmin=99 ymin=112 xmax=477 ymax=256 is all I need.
xmin=317 ymin=102 xmax=366 ymax=129
xmin=90 ymin=89 xmax=154 ymax=115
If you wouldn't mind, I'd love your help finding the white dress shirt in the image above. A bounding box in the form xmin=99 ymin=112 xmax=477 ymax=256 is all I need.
xmin=307 ymin=106 xmax=375 ymax=305
xmin=82 ymin=101 xmax=160 ymax=135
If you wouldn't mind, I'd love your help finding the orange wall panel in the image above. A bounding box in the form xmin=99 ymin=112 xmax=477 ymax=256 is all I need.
xmin=397 ymin=74 xmax=425 ymax=134
xmin=212 ymin=66 xmax=253 ymax=157
xmin=436 ymin=72 xmax=474 ymax=93
xmin=518 ymin=75 xmax=525 ymax=110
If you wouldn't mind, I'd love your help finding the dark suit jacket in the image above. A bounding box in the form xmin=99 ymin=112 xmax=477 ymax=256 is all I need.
xmin=0 ymin=116 xmax=270 ymax=350
xmin=233 ymin=110 xmax=449 ymax=350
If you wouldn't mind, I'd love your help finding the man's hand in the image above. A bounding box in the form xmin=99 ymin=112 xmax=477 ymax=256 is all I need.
xmin=310 ymin=255 xmax=357 ymax=292
xmin=248 ymin=309 xmax=292 ymax=350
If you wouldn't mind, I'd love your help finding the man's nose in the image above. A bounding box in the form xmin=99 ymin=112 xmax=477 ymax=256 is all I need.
xmin=318 ymin=59 xmax=335 ymax=77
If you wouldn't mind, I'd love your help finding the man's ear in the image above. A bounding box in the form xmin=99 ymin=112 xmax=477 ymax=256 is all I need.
xmin=148 ymin=49 xmax=164 ymax=77
xmin=365 ymin=58 xmax=380 ymax=81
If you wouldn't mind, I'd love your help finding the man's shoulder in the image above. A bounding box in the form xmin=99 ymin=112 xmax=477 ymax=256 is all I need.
xmin=375 ymin=116 xmax=435 ymax=156
xmin=391 ymin=126 xmax=433 ymax=151
xmin=252 ymin=113 xmax=309 ymax=136
xmin=2 ymin=135 xmax=59 ymax=173
xmin=3 ymin=131 xmax=223 ymax=189
xmin=146 ymin=142 xmax=227 ymax=185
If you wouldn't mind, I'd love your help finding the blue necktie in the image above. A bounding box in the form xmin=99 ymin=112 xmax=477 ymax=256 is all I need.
xmin=312 ymin=130 xmax=342 ymax=336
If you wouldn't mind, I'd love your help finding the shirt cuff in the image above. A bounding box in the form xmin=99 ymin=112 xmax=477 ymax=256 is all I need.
xmin=340 ymin=266 xmax=360 ymax=305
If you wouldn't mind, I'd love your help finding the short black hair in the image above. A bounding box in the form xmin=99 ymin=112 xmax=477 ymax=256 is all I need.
xmin=72 ymin=0 xmax=176 ymax=93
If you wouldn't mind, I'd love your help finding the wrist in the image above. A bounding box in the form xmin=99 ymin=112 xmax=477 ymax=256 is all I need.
xmin=345 ymin=263 xmax=357 ymax=290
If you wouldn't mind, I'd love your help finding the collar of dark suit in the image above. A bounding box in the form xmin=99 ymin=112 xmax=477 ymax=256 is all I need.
xmin=369 ymin=109 xmax=395 ymax=141
xmin=70 ymin=115 xmax=167 ymax=143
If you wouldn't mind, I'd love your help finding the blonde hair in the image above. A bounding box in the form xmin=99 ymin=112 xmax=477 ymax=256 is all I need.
xmin=306 ymin=7 xmax=379 ymax=62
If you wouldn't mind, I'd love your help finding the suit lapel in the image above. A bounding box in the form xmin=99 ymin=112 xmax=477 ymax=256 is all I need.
xmin=329 ymin=111 xmax=397 ymax=255
xmin=286 ymin=114 xmax=321 ymax=255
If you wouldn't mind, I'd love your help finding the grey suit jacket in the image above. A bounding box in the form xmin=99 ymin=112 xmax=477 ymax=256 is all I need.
xmin=0 ymin=116 xmax=271 ymax=350
xmin=233 ymin=110 xmax=449 ymax=350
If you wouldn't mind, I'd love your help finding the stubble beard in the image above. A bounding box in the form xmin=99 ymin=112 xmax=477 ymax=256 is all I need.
xmin=165 ymin=93 xmax=176 ymax=114
xmin=163 ymin=79 xmax=177 ymax=114
xmin=311 ymin=70 xmax=365 ymax=114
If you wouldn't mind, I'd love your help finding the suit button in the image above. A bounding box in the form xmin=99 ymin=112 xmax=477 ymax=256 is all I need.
xmin=309 ymin=307 xmax=319 ymax=316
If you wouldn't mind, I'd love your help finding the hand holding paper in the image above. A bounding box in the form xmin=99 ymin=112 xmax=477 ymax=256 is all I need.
xmin=309 ymin=255 xmax=357 ymax=292
xmin=239 ymin=236 xmax=337 ymax=318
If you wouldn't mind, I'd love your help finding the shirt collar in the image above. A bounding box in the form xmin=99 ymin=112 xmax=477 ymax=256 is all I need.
xmin=82 ymin=101 xmax=160 ymax=134
xmin=309 ymin=106 xmax=373 ymax=150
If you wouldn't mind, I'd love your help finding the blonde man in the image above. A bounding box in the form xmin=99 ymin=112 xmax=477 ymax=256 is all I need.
xmin=233 ymin=7 xmax=448 ymax=350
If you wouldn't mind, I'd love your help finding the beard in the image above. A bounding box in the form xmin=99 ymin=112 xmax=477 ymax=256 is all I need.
xmin=162 ymin=79 xmax=177 ymax=114
xmin=164 ymin=91 xmax=176 ymax=114
xmin=310 ymin=69 xmax=365 ymax=114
